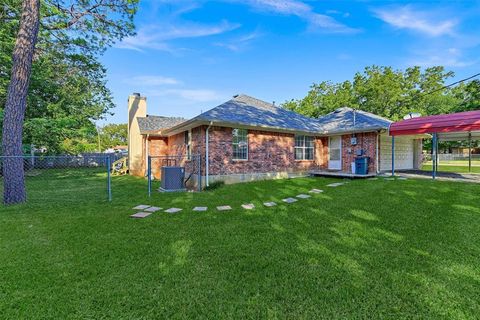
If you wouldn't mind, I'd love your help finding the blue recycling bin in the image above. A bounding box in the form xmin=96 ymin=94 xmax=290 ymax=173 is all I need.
xmin=355 ymin=157 xmax=370 ymax=175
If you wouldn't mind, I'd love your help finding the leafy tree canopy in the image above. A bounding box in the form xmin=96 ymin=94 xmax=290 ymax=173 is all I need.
xmin=0 ymin=0 xmax=138 ymax=154
xmin=283 ymin=66 xmax=478 ymax=121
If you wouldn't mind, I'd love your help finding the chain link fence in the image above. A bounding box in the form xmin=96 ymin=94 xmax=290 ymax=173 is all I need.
xmin=147 ymin=155 xmax=202 ymax=196
xmin=0 ymin=154 xmax=124 ymax=205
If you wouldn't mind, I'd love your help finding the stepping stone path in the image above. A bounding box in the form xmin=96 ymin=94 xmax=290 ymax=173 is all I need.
xmin=241 ymin=204 xmax=255 ymax=210
xmin=130 ymin=212 xmax=152 ymax=219
xmin=144 ymin=207 xmax=161 ymax=212
xmin=282 ymin=198 xmax=298 ymax=203
xmin=398 ymin=177 xmax=408 ymax=180
xmin=193 ymin=207 xmax=208 ymax=212
xmin=263 ymin=202 xmax=277 ymax=207
xmin=133 ymin=205 xmax=150 ymax=210
xmin=165 ymin=208 xmax=182 ymax=214
xmin=309 ymin=189 xmax=323 ymax=193
xmin=296 ymin=194 xmax=311 ymax=199
xmin=217 ymin=205 xmax=232 ymax=211
xmin=327 ymin=182 xmax=344 ymax=187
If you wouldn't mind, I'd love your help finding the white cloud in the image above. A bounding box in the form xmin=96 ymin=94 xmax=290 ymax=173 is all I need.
xmin=373 ymin=5 xmax=457 ymax=37
xmin=407 ymin=47 xmax=477 ymax=68
xmin=242 ymin=0 xmax=358 ymax=33
xmin=116 ymin=20 xmax=240 ymax=52
xmin=147 ymin=89 xmax=223 ymax=102
xmin=127 ymin=75 xmax=180 ymax=86
xmin=215 ymin=30 xmax=263 ymax=52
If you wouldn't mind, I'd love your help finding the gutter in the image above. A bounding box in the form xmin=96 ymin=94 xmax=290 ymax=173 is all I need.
xmin=205 ymin=122 xmax=213 ymax=187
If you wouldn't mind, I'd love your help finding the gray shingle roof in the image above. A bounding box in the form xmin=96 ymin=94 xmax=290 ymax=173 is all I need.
xmin=189 ymin=94 xmax=325 ymax=133
xmin=137 ymin=115 xmax=186 ymax=134
xmin=315 ymin=107 xmax=392 ymax=134
xmin=159 ymin=94 xmax=392 ymax=135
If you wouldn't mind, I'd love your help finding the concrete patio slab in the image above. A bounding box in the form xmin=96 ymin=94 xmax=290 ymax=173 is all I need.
xmin=165 ymin=208 xmax=182 ymax=214
xmin=130 ymin=212 xmax=152 ymax=219
xmin=309 ymin=189 xmax=324 ymax=193
xmin=144 ymin=207 xmax=161 ymax=212
xmin=282 ymin=198 xmax=298 ymax=203
xmin=263 ymin=202 xmax=277 ymax=207
xmin=193 ymin=207 xmax=208 ymax=212
xmin=241 ymin=204 xmax=255 ymax=210
xmin=296 ymin=194 xmax=311 ymax=199
xmin=327 ymin=183 xmax=344 ymax=187
xmin=217 ymin=205 xmax=232 ymax=211
xmin=133 ymin=205 xmax=150 ymax=210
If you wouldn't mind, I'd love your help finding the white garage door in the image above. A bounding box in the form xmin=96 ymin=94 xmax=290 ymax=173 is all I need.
xmin=380 ymin=134 xmax=414 ymax=171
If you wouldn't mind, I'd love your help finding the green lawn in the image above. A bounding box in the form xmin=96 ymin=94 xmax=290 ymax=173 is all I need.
xmin=1 ymin=172 xmax=480 ymax=318
xmin=422 ymin=164 xmax=480 ymax=173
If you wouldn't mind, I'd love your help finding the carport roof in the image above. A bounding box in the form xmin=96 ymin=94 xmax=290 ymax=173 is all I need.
xmin=389 ymin=110 xmax=480 ymax=139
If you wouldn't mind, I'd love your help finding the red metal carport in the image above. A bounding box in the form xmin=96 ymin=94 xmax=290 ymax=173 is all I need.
xmin=389 ymin=110 xmax=480 ymax=178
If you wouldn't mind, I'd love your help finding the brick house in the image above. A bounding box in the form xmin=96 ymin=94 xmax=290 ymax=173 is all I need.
xmin=127 ymin=93 xmax=422 ymax=187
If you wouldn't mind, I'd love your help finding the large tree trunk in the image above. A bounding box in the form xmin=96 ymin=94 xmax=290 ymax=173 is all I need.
xmin=2 ymin=0 xmax=40 ymax=204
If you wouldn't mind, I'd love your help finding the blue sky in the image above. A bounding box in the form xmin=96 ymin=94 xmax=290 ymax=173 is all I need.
xmin=100 ymin=0 xmax=480 ymax=124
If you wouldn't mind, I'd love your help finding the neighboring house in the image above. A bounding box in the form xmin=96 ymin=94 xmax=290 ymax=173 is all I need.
xmin=127 ymin=93 xmax=423 ymax=186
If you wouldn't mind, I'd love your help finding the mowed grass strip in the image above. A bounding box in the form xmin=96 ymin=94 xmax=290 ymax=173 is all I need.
xmin=1 ymin=172 xmax=480 ymax=319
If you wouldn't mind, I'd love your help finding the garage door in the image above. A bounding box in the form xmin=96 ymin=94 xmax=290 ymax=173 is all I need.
xmin=380 ymin=134 xmax=414 ymax=171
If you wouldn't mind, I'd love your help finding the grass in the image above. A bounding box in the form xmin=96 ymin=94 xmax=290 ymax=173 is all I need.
xmin=1 ymin=170 xmax=480 ymax=318
xmin=422 ymin=164 xmax=480 ymax=174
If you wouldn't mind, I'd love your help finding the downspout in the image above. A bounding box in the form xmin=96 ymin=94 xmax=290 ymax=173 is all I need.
xmin=205 ymin=122 xmax=213 ymax=187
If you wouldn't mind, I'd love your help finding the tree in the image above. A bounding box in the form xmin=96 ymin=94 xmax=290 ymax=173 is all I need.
xmin=99 ymin=123 xmax=127 ymax=149
xmin=283 ymin=66 xmax=467 ymax=121
xmin=1 ymin=0 xmax=138 ymax=204
xmin=2 ymin=0 xmax=40 ymax=204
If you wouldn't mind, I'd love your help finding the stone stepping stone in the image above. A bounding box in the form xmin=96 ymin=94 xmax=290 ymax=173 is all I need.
xmin=193 ymin=207 xmax=208 ymax=212
xmin=133 ymin=205 xmax=150 ymax=210
xmin=144 ymin=206 xmax=162 ymax=212
xmin=309 ymin=189 xmax=323 ymax=193
xmin=130 ymin=212 xmax=152 ymax=219
xmin=282 ymin=198 xmax=298 ymax=203
xmin=217 ymin=205 xmax=232 ymax=211
xmin=367 ymin=177 xmax=378 ymax=180
xmin=398 ymin=177 xmax=407 ymax=180
xmin=241 ymin=204 xmax=255 ymax=210
xmin=263 ymin=202 xmax=277 ymax=207
xmin=165 ymin=208 xmax=182 ymax=214
xmin=297 ymin=194 xmax=311 ymax=199
xmin=327 ymin=182 xmax=344 ymax=187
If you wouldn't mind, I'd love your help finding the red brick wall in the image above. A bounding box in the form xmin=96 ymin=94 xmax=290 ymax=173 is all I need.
xmin=147 ymin=137 xmax=168 ymax=179
xmin=341 ymin=132 xmax=378 ymax=173
xmin=207 ymin=126 xmax=327 ymax=175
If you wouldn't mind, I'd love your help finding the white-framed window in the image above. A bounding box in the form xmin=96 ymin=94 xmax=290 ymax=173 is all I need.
xmin=295 ymin=135 xmax=314 ymax=160
xmin=185 ymin=129 xmax=192 ymax=160
xmin=232 ymin=128 xmax=248 ymax=160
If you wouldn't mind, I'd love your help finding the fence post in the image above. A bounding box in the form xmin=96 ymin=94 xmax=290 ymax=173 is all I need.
xmin=106 ymin=155 xmax=112 ymax=201
xmin=198 ymin=155 xmax=202 ymax=192
xmin=148 ymin=156 xmax=152 ymax=197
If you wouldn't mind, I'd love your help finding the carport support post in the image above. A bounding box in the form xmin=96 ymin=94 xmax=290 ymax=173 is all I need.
xmin=391 ymin=136 xmax=395 ymax=177
xmin=468 ymin=132 xmax=472 ymax=173
xmin=432 ymin=133 xmax=437 ymax=179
